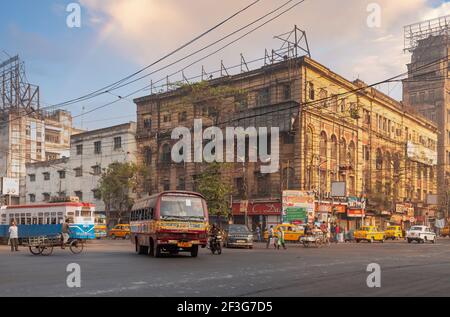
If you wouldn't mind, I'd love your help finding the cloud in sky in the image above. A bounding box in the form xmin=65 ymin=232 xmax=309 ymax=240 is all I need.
xmin=77 ymin=0 xmax=449 ymax=100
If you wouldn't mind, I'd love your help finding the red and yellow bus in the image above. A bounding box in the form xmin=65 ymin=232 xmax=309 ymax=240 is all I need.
xmin=130 ymin=191 xmax=209 ymax=257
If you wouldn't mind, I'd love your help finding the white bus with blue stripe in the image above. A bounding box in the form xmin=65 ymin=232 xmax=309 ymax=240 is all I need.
xmin=0 ymin=202 xmax=96 ymax=240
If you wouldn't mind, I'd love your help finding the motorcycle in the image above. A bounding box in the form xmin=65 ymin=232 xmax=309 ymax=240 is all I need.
xmin=209 ymin=234 xmax=222 ymax=255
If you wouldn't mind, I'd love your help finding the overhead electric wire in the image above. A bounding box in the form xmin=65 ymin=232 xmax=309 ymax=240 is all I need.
xmin=44 ymin=0 xmax=262 ymax=109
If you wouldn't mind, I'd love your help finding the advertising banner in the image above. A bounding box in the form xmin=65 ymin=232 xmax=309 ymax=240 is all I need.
xmin=282 ymin=190 xmax=315 ymax=223
xmin=1 ymin=178 xmax=19 ymax=196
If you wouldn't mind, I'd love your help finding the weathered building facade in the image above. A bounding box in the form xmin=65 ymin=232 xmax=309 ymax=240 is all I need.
xmin=25 ymin=122 xmax=137 ymax=226
xmin=134 ymin=55 xmax=437 ymax=230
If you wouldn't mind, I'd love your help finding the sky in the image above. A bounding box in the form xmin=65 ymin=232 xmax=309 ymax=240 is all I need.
xmin=0 ymin=0 xmax=449 ymax=130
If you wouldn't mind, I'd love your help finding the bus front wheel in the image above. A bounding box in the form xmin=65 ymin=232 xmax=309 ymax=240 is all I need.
xmin=190 ymin=245 xmax=199 ymax=257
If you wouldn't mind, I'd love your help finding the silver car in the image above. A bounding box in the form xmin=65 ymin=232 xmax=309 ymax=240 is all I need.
xmin=224 ymin=224 xmax=253 ymax=249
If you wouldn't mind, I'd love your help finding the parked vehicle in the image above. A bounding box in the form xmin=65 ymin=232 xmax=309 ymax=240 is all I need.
xmin=224 ymin=224 xmax=253 ymax=249
xmin=263 ymin=224 xmax=304 ymax=243
xmin=130 ymin=191 xmax=209 ymax=257
xmin=440 ymin=225 xmax=450 ymax=237
xmin=354 ymin=226 xmax=385 ymax=243
xmin=108 ymin=224 xmax=130 ymax=240
xmin=406 ymin=225 xmax=436 ymax=244
xmin=385 ymin=225 xmax=403 ymax=240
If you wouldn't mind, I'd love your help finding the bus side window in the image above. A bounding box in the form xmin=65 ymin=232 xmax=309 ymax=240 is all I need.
xmin=149 ymin=208 xmax=154 ymax=219
xmin=38 ymin=213 xmax=43 ymax=225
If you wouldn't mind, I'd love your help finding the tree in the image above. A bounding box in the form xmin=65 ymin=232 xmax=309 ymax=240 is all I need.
xmin=98 ymin=162 xmax=146 ymax=223
xmin=196 ymin=163 xmax=233 ymax=219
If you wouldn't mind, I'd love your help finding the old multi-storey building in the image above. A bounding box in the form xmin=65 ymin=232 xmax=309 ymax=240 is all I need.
xmin=0 ymin=109 xmax=79 ymax=204
xmin=134 ymin=55 xmax=437 ymax=230
xmin=25 ymin=122 xmax=137 ymax=226
xmin=403 ymin=16 xmax=450 ymax=219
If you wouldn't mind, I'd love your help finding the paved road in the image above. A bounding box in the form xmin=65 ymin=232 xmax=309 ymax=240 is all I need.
xmin=1 ymin=238 xmax=450 ymax=297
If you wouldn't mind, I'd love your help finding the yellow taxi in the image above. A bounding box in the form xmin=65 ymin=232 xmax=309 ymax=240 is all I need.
xmin=385 ymin=225 xmax=403 ymax=240
xmin=108 ymin=224 xmax=131 ymax=239
xmin=264 ymin=224 xmax=305 ymax=242
xmin=354 ymin=226 xmax=385 ymax=243
xmin=441 ymin=226 xmax=450 ymax=237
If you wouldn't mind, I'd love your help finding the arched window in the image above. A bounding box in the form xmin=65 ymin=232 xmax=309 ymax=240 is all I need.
xmin=330 ymin=135 xmax=338 ymax=160
xmin=305 ymin=127 xmax=314 ymax=159
xmin=161 ymin=143 xmax=171 ymax=162
xmin=144 ymin=147 xmax=152 ymax=166
xmin=339 ymin=137 xmax=347 ymax=165
xmin=319 ymin=131 xmax=327 ymax=158
xmin=385 ymin=152 xmax=392 ymax=177
xmin=393 ymin=154 xmax=400 ymax=175
xmin=376 ymin=148 xmax=383 ymax=171
xmin=348 ymin=141 xmax=356 ymax=167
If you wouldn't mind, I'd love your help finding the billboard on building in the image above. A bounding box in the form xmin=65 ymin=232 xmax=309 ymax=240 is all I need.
xmin=331 ymin=181 xmax=346 ymax=197
xmin=426 ymin=194 xmax=438 ymax=205
xmin=1 ymin=178 xmax=19 ymax=196
xmin=406 ymin=141 xmax=437 ymax=165
xmin=282 ymin=190 xmax=315 ymax=223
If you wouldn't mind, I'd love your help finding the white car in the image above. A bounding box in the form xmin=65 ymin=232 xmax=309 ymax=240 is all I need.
xmin=406 ymin=225 xmax=436 ymax=244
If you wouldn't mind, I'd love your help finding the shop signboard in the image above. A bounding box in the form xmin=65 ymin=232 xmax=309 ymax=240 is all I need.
xmin=347 ymin=208 xmax=364 ymax=218
xmin=282 ymin=190 xmax=315 ymax=223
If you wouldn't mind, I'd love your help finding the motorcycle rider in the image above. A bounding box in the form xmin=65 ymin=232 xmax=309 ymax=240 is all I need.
xmin=209 ymin=224 xmax=221 ymax=249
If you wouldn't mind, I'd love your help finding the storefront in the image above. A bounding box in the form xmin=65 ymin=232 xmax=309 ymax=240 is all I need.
xmin=232 ymin=201 xmax=281 ymax=230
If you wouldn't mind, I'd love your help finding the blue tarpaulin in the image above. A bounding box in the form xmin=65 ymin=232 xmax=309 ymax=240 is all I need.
xmin=0 ymin=224 xmax=62 ymax=238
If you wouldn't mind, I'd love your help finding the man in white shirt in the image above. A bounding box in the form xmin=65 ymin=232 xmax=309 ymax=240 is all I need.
xmin=8 ymin=221 xmax=19 ymax=252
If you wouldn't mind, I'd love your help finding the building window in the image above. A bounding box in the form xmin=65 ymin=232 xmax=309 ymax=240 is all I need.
xmin=42 ymin=193 xmax=50 ymax=202
xmin=331 ymin=135 xmax=338 ymax=160
xmin=319 ymin=131 xmax=327 ymax=158
xmin=162 ymin=180 xmax=170 ymax=191
xmin=92 ymin=189 xmax=101 ymax=200
xmin=256 ymin=172 xmax=270 ymax=196
xmin=163 ymin=113 xmax=171 ymax=123
xmin=58 ymin=170 xmax=66 ymax=179
xmin=257 ymin=87 xmax=270 ymax=106
xmin=43 ymin=172 xmax=50 ymax=181
xmin=94 ymin=141 xmax=102 ymax=154
xmin=235 ymin=94 xmax=248 ymax=111
xmin=92 ymin=165 xmax=102 ymax=176
xmin=29 ymin=194 xmax=36 ymax=203
xmin=161 ymin=143 xmax=171 ymax=163
xmin=308 ymin=82 xmax=315 ymax=100
xmin=144 ymin=147 xmax=152 ymax=166
xmin=178 ymin=111 xmax=187 ymax=122
xmin=29 ymin=174 xmax=36 ymax=182
xmin=74 ymin=191 xmax=83 ymax=201
xmin=177 ymin=177 xmax=186 ymax=190
xmin=114 ymin=137 xmax=122 ymax=150
xmin=144 ymin=117 xmax=152 ymax=129
xmin=235 ymin=177 xmax=245 ymax=197
xmin=282 ymin=132 xmax=295 ymax=145
xmin=282 ymin=84 xmax=291 ymax=100
xmin=76 ymin=144 xmax=83 ymax=155
xmin=74 ymin=167 xmax=83 ymax=177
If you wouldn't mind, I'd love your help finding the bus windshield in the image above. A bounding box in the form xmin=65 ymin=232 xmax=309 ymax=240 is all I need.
xmin=160 ymin=196 xmax=205 ymax=220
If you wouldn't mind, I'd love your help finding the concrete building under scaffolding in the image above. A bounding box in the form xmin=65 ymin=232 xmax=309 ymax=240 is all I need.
xmin=403 ymin=15 xmax=450 ymax=221
xmin=134 ymin=29 xmax=438 ymax=231
xmin=0 ymin=55 xmax=81 ymax=204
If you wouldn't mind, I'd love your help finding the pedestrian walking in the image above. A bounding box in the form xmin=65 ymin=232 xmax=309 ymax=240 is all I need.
xmin=8 ymin=220 xmax=19 ymax=252
xmin=331 ymin=223 xmax=337 ymax=243
xmin=276 ymin=227 xmax=287 ymax=250
xmin=266 ymin=225 xmax=274 ymax=249
xmin=256 ymin=225 xmax=261 ymax=242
